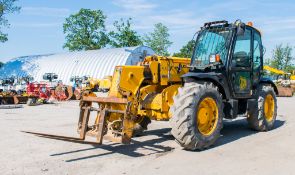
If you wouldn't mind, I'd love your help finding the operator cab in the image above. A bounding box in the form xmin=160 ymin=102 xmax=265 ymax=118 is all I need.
xmin=189 ymin=20 xmax=266 ymax=99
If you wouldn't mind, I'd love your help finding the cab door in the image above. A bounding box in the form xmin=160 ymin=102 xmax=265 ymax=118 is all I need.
xmin=252 ymin=30 xmax=263 ymax=87
xmin=230 ymin=27 xmax=252 ymax=98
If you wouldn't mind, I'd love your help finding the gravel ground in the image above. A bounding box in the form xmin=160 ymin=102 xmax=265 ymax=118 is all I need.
xmin=0 ymin=97 xmax=294 ymax=175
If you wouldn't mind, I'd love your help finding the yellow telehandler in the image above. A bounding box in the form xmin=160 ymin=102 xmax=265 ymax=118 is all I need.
xmin=26 ymin=20 xmax=278 ymax=150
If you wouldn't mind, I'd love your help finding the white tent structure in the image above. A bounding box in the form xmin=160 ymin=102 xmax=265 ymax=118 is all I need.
xmin=0 ymin=46 xmax=155 ymax=85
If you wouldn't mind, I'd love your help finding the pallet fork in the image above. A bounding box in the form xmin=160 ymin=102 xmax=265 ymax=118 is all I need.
xmin=24 ymin=95 xmax=134 ymax=144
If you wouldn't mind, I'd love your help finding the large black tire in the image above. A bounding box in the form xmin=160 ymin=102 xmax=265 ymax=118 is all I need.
xmin=170 ymin=80 xmax=224 ymax=150
xmin=247 ymin=85 xmax=277 ymax=131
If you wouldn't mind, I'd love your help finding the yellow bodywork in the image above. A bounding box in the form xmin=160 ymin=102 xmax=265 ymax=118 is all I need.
xmin=107 ymin=56 xmax=190 ymax=121
xmin=79 ymin=55 xmax=190 ymax=143
xmin=99 ymin=76 xmax=112 ymax=91
xmin=263 ymin=65 xmax=294 ymax=97
xmin=263 ymin=65 xmax=286 ymax=75
xmin=82 ymin=78 xmax=100 ymax=91
xmin=263 ymin=65 xmax=295 ymax=80
xmin=291 ymin=70 xmax=295 ymax=80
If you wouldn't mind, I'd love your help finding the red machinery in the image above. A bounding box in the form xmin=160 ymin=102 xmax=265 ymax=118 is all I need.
xmin=41 ymin=73 xmax=73 ymax=101
xmin=50 ymin=81 xmax=72 ymax=101
xmin=26 ymin=82 xmax=51 ymax=100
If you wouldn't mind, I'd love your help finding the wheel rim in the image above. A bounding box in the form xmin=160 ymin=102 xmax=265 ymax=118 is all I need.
xmin=197 ymin=97 xmax=218 ymax=136
xmin=264 ymin=94 xmax=275 ymax=122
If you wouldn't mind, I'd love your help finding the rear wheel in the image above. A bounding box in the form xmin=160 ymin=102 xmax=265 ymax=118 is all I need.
xmin=170 ymin=80 xmax=224 ymax=150
xmin=247 ymin=85 xmax=277 ymax=131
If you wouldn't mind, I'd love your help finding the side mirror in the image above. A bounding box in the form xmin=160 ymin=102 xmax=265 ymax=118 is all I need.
xmin=235 ymin=20 xmax=246 ymax=36
xmin=237 ymin=23 xmax=245 ymax=36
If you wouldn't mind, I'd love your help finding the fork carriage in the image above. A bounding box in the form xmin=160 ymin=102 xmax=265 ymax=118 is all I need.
xmin=78 ymin=96 xmax=136 ymax=144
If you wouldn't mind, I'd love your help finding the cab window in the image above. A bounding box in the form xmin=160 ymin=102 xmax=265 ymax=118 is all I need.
xmin=253 ymin=32 xmax=262 ymax=70
xmin=232 ymin=29 xmax=251 ymax=67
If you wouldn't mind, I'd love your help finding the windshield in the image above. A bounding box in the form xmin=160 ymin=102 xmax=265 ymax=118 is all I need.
xmin=192 ymin=27 xmax=233 ymax=67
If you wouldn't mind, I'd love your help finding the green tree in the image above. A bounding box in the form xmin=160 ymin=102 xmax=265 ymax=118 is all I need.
xmin=270 ymin=44 xmax=294 ymax=72
xmin=173 ymin=40 xmax=195 ymax=58
xmin=109 ymin=18 xmax=142 ymax=48
xmin=0 ymin=0 xmax=20 ymax=43
xmin=63 ymin=9 xmax=109 ymax=51
xmin=144 ymin=23 xmax=172 ymax=56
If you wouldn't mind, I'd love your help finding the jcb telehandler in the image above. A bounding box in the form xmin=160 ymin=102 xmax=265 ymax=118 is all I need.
xmin=170 ymin=20 xmax=278 ymax=150
xmin=27 ymin=20 xmax=278 ymax=150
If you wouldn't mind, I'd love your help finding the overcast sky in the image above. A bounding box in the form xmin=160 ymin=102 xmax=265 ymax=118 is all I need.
xmin=0 ymin=0 xmax=294 ymax=62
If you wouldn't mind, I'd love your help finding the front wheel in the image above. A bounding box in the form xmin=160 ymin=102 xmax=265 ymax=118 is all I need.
xmin=247 ymin=85 xmax=277 ymax=131
xmin=170 ymin=80 xmax=224 ymax=150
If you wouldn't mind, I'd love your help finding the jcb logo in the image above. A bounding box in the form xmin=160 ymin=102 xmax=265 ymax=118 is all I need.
xmin=239 ymin=76 xmax=247 ymax=90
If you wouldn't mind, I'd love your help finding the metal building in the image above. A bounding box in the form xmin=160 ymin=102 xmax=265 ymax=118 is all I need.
xmin=0 ymin=46 xmax=155 ymax=85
